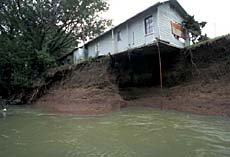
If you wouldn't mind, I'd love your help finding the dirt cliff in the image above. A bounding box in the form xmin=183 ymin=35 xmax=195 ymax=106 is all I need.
xmin=35 ymin=57 xmax=126 ymax=114
xmin=33 ymin=34 xmax=230 ymax=116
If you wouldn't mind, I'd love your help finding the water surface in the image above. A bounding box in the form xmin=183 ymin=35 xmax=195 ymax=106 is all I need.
xmin=0 ymin=106 xmax=230 ymax=157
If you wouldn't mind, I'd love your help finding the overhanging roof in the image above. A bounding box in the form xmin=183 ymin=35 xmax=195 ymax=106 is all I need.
xmin=169 ymin=0 xmax=188 ymax=18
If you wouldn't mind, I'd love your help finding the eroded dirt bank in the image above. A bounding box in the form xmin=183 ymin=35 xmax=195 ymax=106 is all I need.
xmin=34 ymin=35 xmax=230 ymax=116
xmin=122 ymin=76 xmax=230 ymax=117
xmin=35 ymin=57 xmax=126 ymax=114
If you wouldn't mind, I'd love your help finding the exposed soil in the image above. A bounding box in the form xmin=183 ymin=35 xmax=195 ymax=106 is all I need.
xmin=36 ymin=87 xmax=126 ymax=114
xmin=34 ymin=62 xmax=230 ymax=116
xmin=122 ymin=76 xmax=230 ymax=117
xmin=34 ymin=35 xmax=230 ymax=116
xmin=34 ymin=57 xmax=127 ymax=115
xmin=35 ymin=74 xmax=230 ymax=116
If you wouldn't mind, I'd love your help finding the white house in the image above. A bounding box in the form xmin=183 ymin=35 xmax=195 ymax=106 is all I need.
xmin=62 ymin=0 xmax=190 ymax=64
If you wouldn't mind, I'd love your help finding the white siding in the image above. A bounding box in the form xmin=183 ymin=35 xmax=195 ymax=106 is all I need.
xmin=73 ymin=2 xmax=189 ymax=63
xmin=85 ymin=8 xmax=158 ymax=57
xmin=158 ymin=3 xmax=185 ymax=48
xmin=87 ymin=41 xmax=97 ymax=58
xmin=98 ymin=33 xmax=113 ymax=56
xmin=127 ymin=10 xmax=158 ymax=50
xmin=86 ymin=32 xmax=113 ymax=57
xmin=73 ymin=48 xmax=85 ymax=64
xmin=115 ymin=24 xmax=128 ymax=53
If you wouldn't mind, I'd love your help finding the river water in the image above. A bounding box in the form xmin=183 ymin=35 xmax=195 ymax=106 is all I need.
xmin=0 ymin=106 xmax=230 ymax=157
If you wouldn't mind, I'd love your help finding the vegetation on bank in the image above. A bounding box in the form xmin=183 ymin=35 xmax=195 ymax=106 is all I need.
xmin=182 ymin=15 xmax=209 ymax=44
xmin=0 ymin=0 xmax=111 ymax=98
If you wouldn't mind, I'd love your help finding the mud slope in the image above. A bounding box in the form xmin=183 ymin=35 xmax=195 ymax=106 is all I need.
xmin=122 ymin=34 xmax=230 ymax=116
xmin=35 ymin=34 xmax=230 ymax=116
xmin=35 ymin=57 xmax=126 ymax=114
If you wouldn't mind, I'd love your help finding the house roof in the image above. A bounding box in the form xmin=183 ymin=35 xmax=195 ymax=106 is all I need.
xmin=59 ymin=0 xmax=188 ymax=60
xmin=169 ymin=0 xmax=188 ymax=18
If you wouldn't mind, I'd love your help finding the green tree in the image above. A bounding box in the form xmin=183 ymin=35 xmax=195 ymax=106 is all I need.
xmin=182 ymin=15 xmax=209 ymax=44
xmin=0 ymin=0 xmax=111 ymax=96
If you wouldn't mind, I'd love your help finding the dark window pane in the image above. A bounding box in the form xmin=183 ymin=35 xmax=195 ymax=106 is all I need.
xmin=117 ymin=31 xmax=121 ymax=41
xmin=145 ymin=16 xmax=154 ymax=35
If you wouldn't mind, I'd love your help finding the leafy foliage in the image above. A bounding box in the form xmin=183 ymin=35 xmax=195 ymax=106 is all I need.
xmin=0 ymin=0 xmax=111 ymax=96
xmin=182 ymin=15 xmax=209 ymax=44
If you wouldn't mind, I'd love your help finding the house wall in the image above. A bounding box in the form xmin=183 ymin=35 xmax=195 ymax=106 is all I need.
xmin=126 ymin=9 xmax=158 ymax=51
xmin=98 ymin=33 xmax=113 ymax=56
xmin=157 ymin=3 xmax=186 ymax=48
xmin=85 ymin=8 xmax=159 ymax=57
xmin=87 ymin=40 xmax=97 ymax=58
xmin=73 ymin=48 xmax=85 ymax=64
xmin=74 ymin=2 xmax=188 ymax=63
xmin=114 ymin=24 xmax=128 ymax=54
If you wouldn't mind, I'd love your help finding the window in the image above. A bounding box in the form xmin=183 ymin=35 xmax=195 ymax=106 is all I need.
xmin=117 ymin=31 xmax=121 ymax=41
xmin=95 ymin=42 xmax=99 ymax=56
xmin=145 ymin=16 xmax=154 ymax=35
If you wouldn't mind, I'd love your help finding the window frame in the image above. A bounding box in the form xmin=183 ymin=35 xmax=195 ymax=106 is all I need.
xmin=117 ymin=31 xmax=121 ymax=41
xmin=144 ymin=15 xmax=154 ymax=35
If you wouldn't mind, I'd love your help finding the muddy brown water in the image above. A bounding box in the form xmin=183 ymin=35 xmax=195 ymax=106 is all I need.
xmin=0 ymin=106 xmax=230 ymax=157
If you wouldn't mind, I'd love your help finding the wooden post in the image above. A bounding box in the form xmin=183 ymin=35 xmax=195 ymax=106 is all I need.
xmin=156 ymin=39 xmax=164 ymax=110
xmin=157 ymin=39 xmax=163 ymax=90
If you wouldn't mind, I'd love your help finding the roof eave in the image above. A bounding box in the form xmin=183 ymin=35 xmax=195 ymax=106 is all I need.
xmin=168 ymin=0 xmax=189 ymax=18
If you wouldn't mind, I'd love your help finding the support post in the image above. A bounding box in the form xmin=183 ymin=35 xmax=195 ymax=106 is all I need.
xmin=156 ymin=39 xmax=164 ymax=110
xmin=156 ymin=39 xmax=163 ymax=89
